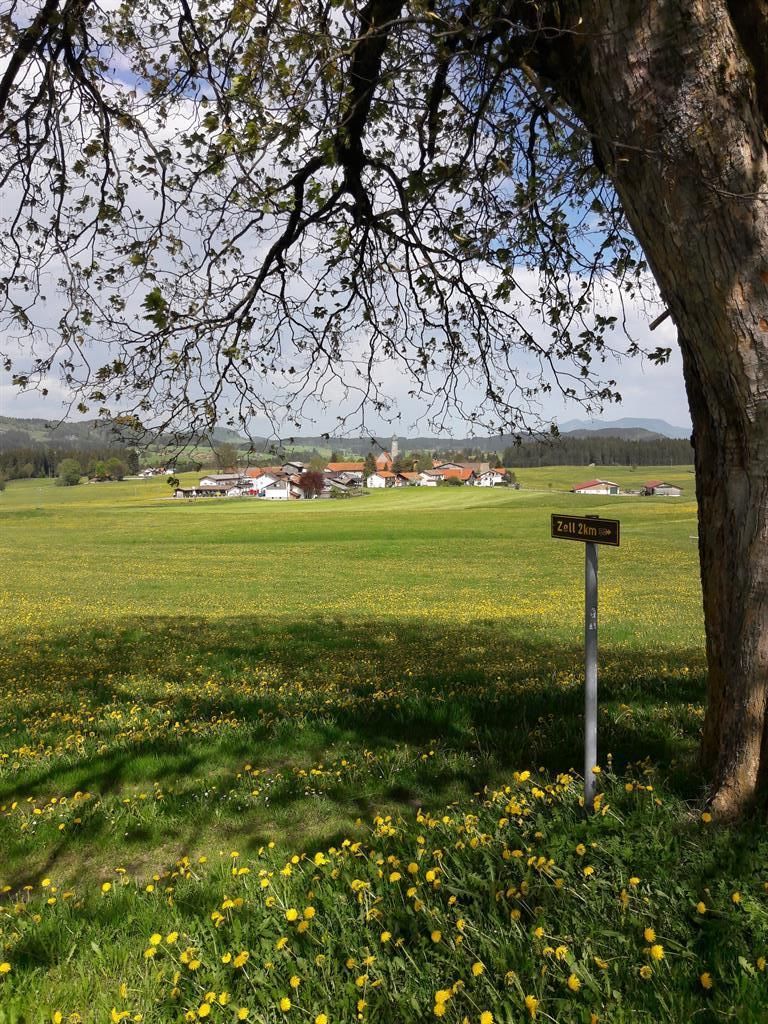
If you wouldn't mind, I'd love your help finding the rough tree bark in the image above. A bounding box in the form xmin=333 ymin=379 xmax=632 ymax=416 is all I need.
xmin=547 ymin=0 xmax=768 ymax=816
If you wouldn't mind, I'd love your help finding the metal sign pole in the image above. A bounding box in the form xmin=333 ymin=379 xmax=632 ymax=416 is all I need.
xmin=584 ymin=540 xmax=598 ymax=812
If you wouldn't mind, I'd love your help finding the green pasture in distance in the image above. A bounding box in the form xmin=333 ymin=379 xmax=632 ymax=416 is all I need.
xmin=5 ymin=471 xmax=763 ymax=1024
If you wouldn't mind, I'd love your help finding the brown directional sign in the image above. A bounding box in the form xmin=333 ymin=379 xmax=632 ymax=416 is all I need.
xmin=551 ymin=513 xmax=620 ymax=547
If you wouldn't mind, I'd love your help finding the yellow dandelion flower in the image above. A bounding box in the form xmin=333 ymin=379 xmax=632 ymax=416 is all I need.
xmin=480 ymin=1012 xmax=494 ymax=1024
xmin=524 ymin=995 xmax=539 ymax=1018
xmin=279 ymin=997 xmax=290 ymax=1011
xmin=431 ymin=930 xmax=442 ymax=943
xmin=303 ymin=907 xmax=315 ymax=919
xmin=276 ymin=937 xmax=289 ymax=950
xmin=166 ymin=932 xmax=179 ymax=944
xmin=289 ymin=976 xmax=300 ymax=989
xmin=732 ymin=891 xmax=742 ymax=904
xmin=472 ymin=962 xmax=484 ymax=977
xmin=649 ymin=945 xmax=664 ymax=962
xmin=575 ymin=844 xmax=586 ymax=856
xmin=433 ymin=1006 xmax=446 ymax=1019
xmin=701 ymin=812 xmax=712 ymax=823
xmin=696 ymin=901 xmax=707 ymax=915
xmin=643 ymin=927 xmax=656 ymax=943
xmin=101 ymin=883 xmax=112 ymax=894
xmin=629 ymin=877 xmax=640 ymax=886
xmin=434 ymin=990 xmax=452 ymax=1005
xmin=594 ymin=956 xmax=608 ymax=969
xmin=233 ymin=951 xmax=249 ymax=968
xmin=314 ymin=1015 xmax=328 ymax=1024
xmin=0 ymin=963 xmax=10 ymax=975
xmin=380 ymin=931 xmax=391 ymax=943
xmin=700 ymin=972 xmax=713 ymax=990
xmin=198 ymin=1006 xmax=210 ymax=1019
xmin=285 ymin=908 xmax=298 ymax=922
xmin=149 ymin=933 xmax=162 ymax=946
xmin=758 ymin=957 xmax=766 ymax=972
xmin=566 ymin=974 xmax=581 ymax=992
xmin=583 ymin=866 xmax=594 ymax=877
xmin=237 ymin=1011 xmax=248 ymax=1021
xmin=639 ymin=965 xmax=652 ymax=980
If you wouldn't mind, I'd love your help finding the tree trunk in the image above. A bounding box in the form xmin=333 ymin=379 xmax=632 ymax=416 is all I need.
xmin=549 ymin=0 xmax=768 ymax=815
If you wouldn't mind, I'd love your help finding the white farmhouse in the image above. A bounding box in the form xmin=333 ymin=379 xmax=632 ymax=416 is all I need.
xmin=259 ymin=478 xmax=301 ymax=500
xmin=476 ymin=469 xmax=508 ymax=487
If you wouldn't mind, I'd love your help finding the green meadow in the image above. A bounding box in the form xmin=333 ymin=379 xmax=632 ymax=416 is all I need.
xmin=1 ymin=472 xmax=767 ymax=1022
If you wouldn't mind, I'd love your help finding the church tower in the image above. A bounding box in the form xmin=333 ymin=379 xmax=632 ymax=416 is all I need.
xmin=391 ymin=435 xmax=399 ymax=461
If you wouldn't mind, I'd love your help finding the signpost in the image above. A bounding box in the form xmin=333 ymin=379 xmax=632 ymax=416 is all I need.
xmin=551 ymin=513 xmax=621 ymax=811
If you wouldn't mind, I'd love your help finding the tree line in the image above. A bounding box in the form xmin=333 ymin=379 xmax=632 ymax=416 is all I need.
xmin=501 ymin=436 xmax=694 ymax=469
xmin=0 ymin=443 xmax=140 ymax=483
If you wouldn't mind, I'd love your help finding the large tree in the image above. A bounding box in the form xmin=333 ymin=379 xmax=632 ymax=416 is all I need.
xmin=1 ymin=1 xmax=766 ymax=815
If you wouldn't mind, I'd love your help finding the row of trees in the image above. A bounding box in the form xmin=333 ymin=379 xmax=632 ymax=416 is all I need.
xmin=501 ymin=436 xmax=694 ymax=469
xmin=0 ymin=444 xmax=140 ymax=482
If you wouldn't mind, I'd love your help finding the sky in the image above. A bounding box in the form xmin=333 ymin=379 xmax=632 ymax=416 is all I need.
xmin=0 ymin=303 xmax=690 ymax=436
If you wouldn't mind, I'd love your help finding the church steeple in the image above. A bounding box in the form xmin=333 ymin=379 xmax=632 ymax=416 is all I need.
xmin=391 ymin=435 xmax=399 ymax=461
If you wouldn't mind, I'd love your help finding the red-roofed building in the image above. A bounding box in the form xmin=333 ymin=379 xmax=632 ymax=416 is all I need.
xmin=326 ymin=461 xmax=365 ymax=473
xmin=419 ymin=467 xmax=476 ymax=486
xmin=572 ymin=479 xmax=619 ymax=495
xmin=643 ymin=480 xmax=682 ymax=497
xmin=366 ymin=470 xmax=408 ymax=488
xmin=375 ymin=451 xmax=393 ymax=472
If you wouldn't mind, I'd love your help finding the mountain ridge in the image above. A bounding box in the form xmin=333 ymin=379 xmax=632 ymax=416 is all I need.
xmin=0 ymin=414 xmax=691 ymax=451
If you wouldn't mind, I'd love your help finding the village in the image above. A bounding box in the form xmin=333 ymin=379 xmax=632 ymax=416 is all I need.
xmin=171 ymin=444 xmax=516 ymax=500
xmin=170 ymin=441 xmax=682 ymax=501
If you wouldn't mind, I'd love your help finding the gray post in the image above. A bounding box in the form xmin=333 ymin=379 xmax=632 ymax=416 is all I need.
xmin=584 ymin=541 xmax=598 ymax=812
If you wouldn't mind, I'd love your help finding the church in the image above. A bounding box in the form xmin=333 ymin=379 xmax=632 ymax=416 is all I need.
xmin=374 ymin=437 xmax=399 ymax=472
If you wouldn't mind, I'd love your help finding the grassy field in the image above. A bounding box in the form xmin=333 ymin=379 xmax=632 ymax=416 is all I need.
xmin=1 ymin=472 xmax=766 ymax=1021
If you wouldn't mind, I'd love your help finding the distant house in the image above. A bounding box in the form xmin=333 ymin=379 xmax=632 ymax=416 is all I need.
xmin=174 ymin=486 xmax=228 ymax=498
xmin=419 ymin=467 xmax=476 ymax=486
xmin=375 ymin=451 xmax=393 ymax=472
xmin=476 ymin=469 xmax=508 ymax=487
xmin=259 ymin=478 xmax=302 ymax=500
xmin=433 ymin=460 xmax=490 ymax=473
xmin=399 ymin=471 xmax=420 ymax=484
xmin=643 ymin=480 xmax=682 ymax=497
xmin=199 ymin=473 xmax=246 ymax=487
xmin=281 ymin=461 xmax=305 ymax=475
xmin=326 ymin=477 xmax=358 ymax=495
xmin=326 ymin=462 xmax=364 ymax=483
xmin=251 ymin=471 xmax=280 ymax=489
xmin=442 ymin=467 xmax=476 ymax=484
xmin=572 ymin=479 xmax=620 ymax=495
xmin=366 ymin=471 xmax=408 ymax=488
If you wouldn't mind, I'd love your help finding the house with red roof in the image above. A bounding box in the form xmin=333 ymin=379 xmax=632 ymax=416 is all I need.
xmin=642 ymin=480 xmax=682 ymax=497
xmin=366 ymin=470 xmax=408 ymax=488
xmin=571 ymin=479 xmax=619 ymax=495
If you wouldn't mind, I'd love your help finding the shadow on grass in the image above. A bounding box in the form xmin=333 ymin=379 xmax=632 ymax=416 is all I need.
xmin=0 ymin=613 xmax=709 ymax=882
